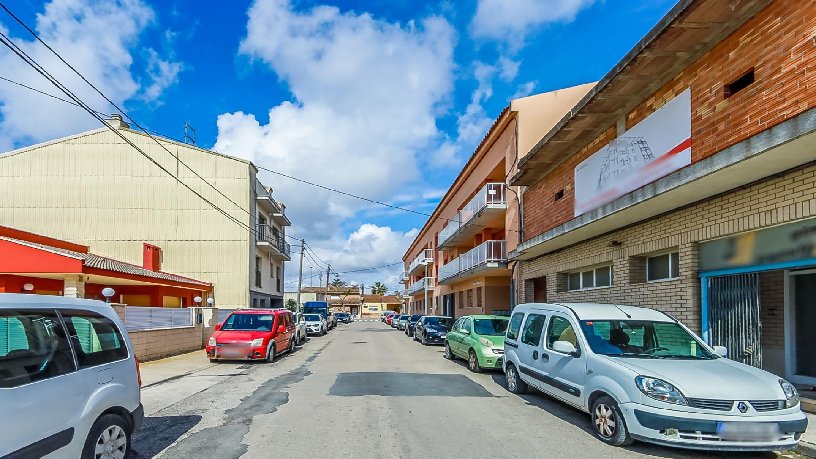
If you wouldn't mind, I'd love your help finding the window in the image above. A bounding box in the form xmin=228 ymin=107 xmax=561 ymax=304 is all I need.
xmin=725 ymin=68 xmax=755 ymax=99
xmin=567 ymin=265 xmax=612 ymax=291
xmin=521 ymin=313 xmax=547 ymax=346
xmin=466 ymin=289 xmax=473 ymax=308
xmin=458 ymin=291 xmax=464 ymax=309
xmin=476 ymin=287 xmax=483 ymax=309
xmin=646 ymin=251 xmax=680 ymax=282
xmin=0 ymin=309 xmax=76 ymax=388
xmin=547 ymin=316 xmax=578 ymax=350
xmin=276 ymin=267 xmax=282 ymax=292
xmin=507 ymin=312 xmax=524 ymax=341
xmin=461 ymin=318 xmax=472 ymax=334
xmin=62 ymin=310 xmax=128 ymax=369
xmin=260 ymin=299 xmax=266 ymax=309
xmin=255 ymin=256 xmax=262 ymax=288
xmin=270 ymin=260 xmax=274 ymax=279
xmin=554 ymin=189 xmax=564 ymax=201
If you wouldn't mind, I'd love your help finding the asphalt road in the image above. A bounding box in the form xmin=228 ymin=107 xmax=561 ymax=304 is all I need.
xmin=131 ymin=321 xmax=803 ymax=459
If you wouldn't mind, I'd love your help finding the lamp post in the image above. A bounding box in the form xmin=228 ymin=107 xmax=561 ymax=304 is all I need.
xmin=194 ymin=296 xmax=202 ymax=307
xmin=101 ymin=287 xmax=115 ymax=303
xmin=207 ymin=297 xmax=215 ymax=307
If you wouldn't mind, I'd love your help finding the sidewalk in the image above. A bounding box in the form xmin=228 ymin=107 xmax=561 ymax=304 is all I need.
xmin=139 ymin=349 xmax=214 ymax=387
xmin=798 ymin=413 xmax=816 ymax=457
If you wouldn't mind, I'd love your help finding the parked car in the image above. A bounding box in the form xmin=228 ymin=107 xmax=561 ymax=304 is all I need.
xmin=380 ymin=311 xmax=391 ymax=322
xmin=445 ymin=315 xmax=508 ymax=372
xmin=405 ymin=314 xmax=423 ymax=337
xmin=327 ymin=312 xmax=338 ymax=329
xmin=0 ymin=294 xmax=143 ymax=459
xmin=503 ymin=303 xmax=808 ymax=451
xmin=206 ymin=309 xmax=296 ymax=362
xmin=384 ymin=312 xmax=397 ymax=325
xmin=292 ymin=312 xmax=308 ymax=344
xmin=414 ymin=316 xmax=453 ymax=345
xmin=396 ymin=314 xmax=410 ymax=330
xmin=390 ymin=314 xmax=401 ymax=328
xmin=304 ymin=313 xmax=327 ymax=336
xmin=335 ymin=312 xmax=352 ymax=324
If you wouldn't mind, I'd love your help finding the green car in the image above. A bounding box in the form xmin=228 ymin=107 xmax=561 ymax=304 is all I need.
xmin=444 ymin=315 xmax=509 ymax=372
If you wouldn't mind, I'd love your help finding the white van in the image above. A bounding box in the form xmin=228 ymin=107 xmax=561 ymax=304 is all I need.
xmin=0 ymin=294 xmax=143 ymax=458
xmin=503 ymin=303 xmax=807 ymax=451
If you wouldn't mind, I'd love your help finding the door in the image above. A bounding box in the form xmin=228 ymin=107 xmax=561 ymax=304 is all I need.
xmin=458 ymin=318 xmax=473 ymax=358
xmin=0 ymin=309 xmax=84 ymax=457
xmin=448 ymin=318 xmax=467 ymax=357
xmin=789 ymin=271 xmax=816 ymax=384
xmin=538 ymin=314 xmax=587 ymax=407
xmin=516 ymin=313 xmax=547 ymax=391
xmin=707 ymin=273 xmax=762 ymax=367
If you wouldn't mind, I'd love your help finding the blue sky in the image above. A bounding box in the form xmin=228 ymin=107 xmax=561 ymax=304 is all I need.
xmin=0 ymin=0 xmax=676 ymax=290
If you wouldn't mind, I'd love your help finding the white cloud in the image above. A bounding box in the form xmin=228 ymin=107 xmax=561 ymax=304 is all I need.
xmin=511 ymin=81 xmax=537 ymax=100
xmin=0 ymin=0 xmax=181 ymax=151
xmin=214 ymin=0 xmax=456 ymax=275
xmin=471 ymin=0 xmax=596 ymax=47
xmin=498 ymin=57 xmax=519 ymax=82
xmin=141 ymin=49 xmax=183 ymax=103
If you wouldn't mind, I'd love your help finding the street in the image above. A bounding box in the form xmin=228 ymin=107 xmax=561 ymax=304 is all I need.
xmin=132 ymin=322 xmax=802 ymax=459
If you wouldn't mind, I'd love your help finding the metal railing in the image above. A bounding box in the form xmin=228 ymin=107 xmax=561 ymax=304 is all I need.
xmin=438 ymin=183 xmax=507 ymax=246
xmin=406 ymin=277 xmax=435 ymax=295
xmin=123 ymin=306 xmax=194 ymax=331
xmin=256 ymin=223 xmax=291 ymax=257
xmin=438 ymin=240 xmax=507 ymax=282
xmin=408 ymin=248 xmax=434 ymax=273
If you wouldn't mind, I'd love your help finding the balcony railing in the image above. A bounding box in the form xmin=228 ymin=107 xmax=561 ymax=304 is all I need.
xmin=438 ymin=183 xmax=507 ymax=247
xmin=256 ymin=224 xmax=291 ymax=258
xmin=407 ymin=248 xmax=434 ymax=274
xmin=406 ymin=277 xmax=435 ymax=295
xmin=438 ymin=240 xmax=507 ymax=282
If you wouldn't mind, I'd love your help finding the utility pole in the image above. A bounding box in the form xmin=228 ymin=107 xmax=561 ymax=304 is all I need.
xmin=295 ymin=239 xmax=305 ymax=313
xmin=325 ymin=264 xmax=331 ymax=304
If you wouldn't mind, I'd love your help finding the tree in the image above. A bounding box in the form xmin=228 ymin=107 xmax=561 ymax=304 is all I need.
xmin=285 ymin=298 xmax=297 ymax=312
xmin=371 ymin=282 xmax=388 ymax=296
xmin=330 ymin=275 xmax=347 ymax=288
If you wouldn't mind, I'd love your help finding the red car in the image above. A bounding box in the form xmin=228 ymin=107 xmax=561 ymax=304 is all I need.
xmin=206 ymin=309 xmax=296 ymax=362
xmin=385 ymin=313 xmax=397 ymax=326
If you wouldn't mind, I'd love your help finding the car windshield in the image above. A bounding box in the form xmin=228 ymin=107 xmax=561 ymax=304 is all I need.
xmin=425 ymin=317 xmax=452 ymax=330
xmin=410 ymin=314 xmax=422 ymax=321
xmin=400 ymin=315 xmax=408 ymax=320
xmin=579 ymin=320 xmax=714 ymax=360
xmin=473 ymin=318 xmax=509 ymax=336
xmin=221 ymin=314 xmax=274 ymax=331
xmin=304 ymin=314 xmax=321 ymax=322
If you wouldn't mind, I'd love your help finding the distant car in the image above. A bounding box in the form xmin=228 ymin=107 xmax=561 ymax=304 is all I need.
xmin=414 ymin=315 xmax=453 ymax=345
xmin=405 ymin=314 xmax=423 ymax=336
xmin=292 ymin=312 xmax=308 ymax=344
xmin=396 ymin=315 xmax=410 ymax=331
xmin=0 ymin=294 xmax=143 ymax=459
xmin=304 ymin=313 xmax=327 ymax=336
xmin=445 ymin=315 xmax=509 ymax=372
xmin=327 ymin=312 xmax=338 ymax=329
xmin=385 ymin=313 xmax=396 ymax=326
xmin=206 ymin=309 xmax=297 ymax=362
xmin=335 ymin=312 xmax=352 ymax=324
xmin=380 ymin=311 xmax=390 ymax=322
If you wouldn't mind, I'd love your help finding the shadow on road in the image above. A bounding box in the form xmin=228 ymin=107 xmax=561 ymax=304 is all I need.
xmin=129 ymin=414 xmax=202 ymax=458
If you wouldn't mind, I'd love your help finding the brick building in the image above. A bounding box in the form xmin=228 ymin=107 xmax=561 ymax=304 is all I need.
xmin=510 ymin=0 xmax=816 ymax=385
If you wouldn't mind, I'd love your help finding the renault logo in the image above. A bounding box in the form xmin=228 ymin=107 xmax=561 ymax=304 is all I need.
xmin=737 ymin=402 xmax=749 ymax=413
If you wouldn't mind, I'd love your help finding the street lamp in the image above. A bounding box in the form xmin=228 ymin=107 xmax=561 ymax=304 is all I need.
xmin=101 ymin=287 xmax=115 ymax=303
xmin=194 ymin=296 xmax=202 ymax=306
xmin=207 ymin=297 xmax=215 ymax=306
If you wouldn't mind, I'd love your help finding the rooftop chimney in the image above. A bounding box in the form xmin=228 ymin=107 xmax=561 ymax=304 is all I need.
xmin=143 ymin=243 xmax=162 ymax=272
xmin=106 ymin=113 xmax=129 ymax=129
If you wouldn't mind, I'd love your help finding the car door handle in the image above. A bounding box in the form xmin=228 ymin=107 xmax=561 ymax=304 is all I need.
xmin=532 ymin=350 xmax=538 ymax=360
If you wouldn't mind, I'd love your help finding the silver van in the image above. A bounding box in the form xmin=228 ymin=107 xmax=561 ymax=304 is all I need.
xmin=0 ymin=294 xmax=142 ymax=458
xmin=503 ymin=303 xmax=807 ymax=451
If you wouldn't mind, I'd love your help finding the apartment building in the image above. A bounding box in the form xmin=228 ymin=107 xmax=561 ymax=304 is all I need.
xmin=402 ymin=84 xmax=594 ymax=318
xmin=510 ymin=0 xmax=816 ymax=384
xmin=0 ymin=116 xmax=291 ymax=308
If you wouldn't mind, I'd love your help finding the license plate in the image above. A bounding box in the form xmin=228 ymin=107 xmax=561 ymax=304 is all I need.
xmin=218 ymin=346 xmax=246 ymax=358
xmin=440 ymin=333 xmax=447 ymax=338
xmin=716 ymin=422 xmax=780 ymax=441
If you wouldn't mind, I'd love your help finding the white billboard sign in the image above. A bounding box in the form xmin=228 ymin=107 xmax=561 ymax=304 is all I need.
xmin=574 ymin=88 xmax=692 ymax=216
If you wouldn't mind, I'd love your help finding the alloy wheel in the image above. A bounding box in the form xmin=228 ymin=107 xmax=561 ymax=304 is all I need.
xmin=94 ymin=425 xmax=127 ymax=459
xmin=507 ymin=366 xmax=517 ymax=392
xmin=594 ymin=403 xmax=616 ymax=438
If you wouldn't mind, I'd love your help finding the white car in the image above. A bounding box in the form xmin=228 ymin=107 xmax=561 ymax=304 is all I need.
xmin=0 ymin=294 xmax=143 ymax=458
xmin=293 ymin=312 xmax=308 ymax=344
xmin=304 ymin=313 xmax=327 ymax=336
xmin=502 ymin=303 xmax=807 ymax=451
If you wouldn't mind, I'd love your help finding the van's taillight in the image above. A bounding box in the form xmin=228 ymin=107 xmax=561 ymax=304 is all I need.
xmin=135 ymin=356 xmax=142 ymax=387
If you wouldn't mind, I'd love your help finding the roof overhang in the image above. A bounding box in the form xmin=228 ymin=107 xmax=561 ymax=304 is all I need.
xmin=511 ymin=0 xmax=772 ymax=186
xmin=511 ymin=107 xmax=816 ymax=260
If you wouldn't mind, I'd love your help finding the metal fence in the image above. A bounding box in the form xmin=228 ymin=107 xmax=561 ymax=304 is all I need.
xmin=439 ymin=240 xmax=507 ymax=282
xmin=122 ymin=306 xmax=194 ymax=331
xmin=216 ymin=308 xmax=239 ymax=325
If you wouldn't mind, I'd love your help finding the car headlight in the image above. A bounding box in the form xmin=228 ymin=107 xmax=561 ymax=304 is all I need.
xmin=250 ymin=338 xmax=264 ymax=347
xmin=635 ymin=376 xmax=688 ymax=405
xmin=208 ymin=337 xmax=217 ymax=347
xmin=479 ymin=337 xmax=493 ymax=347
xmin=780 ymin=379 xmax=799 ymax=408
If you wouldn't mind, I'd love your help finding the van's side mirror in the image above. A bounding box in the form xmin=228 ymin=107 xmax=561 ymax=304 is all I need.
xmin=713 ymin=345 xmax=728 ymax=358
xmin=553 ymin=340 xmax=579 ymax=357
xmin=278 ymin=325 xmax=287 ymax=334
xmin=214 ymin=324 xmax=222 ymax=331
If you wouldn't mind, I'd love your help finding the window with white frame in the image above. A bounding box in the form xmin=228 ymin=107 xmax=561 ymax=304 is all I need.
xmin=567 ymin=265 xmax=612 ymax=291
xmin=646 ymin=251 xmax=680 ymax=282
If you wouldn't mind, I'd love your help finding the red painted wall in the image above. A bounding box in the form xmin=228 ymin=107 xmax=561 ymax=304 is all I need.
xmin=0 ymin=240 xmax=83 ymax=273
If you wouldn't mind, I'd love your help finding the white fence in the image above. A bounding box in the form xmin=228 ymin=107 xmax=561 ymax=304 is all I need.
xmin=122 ymin=306 xmax=194 ymax=331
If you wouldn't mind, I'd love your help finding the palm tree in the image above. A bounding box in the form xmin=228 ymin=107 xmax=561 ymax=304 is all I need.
xmin=371 ymin=282 xmax=388 ymax=296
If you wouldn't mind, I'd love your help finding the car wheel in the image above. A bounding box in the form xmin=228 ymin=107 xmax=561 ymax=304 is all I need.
xmin=266 ymin=342 xmax=275 ymax=363
xmin=468 ymin=350 xmax=482 ymax=373
xmin=505 ymin=363 xmax=527 ymax=394
xmin=82 ymin=413 xmax=131 ymax=459
xmin=321 ymin=327 xmax=327 ymax=336
xmin=288 ymin=337 xmax=296 ymax=354
xmin=421 ymin=334 xmax=427 ymax=346
xmin=444 ymin=342 xmax=454 ymax=360
xmin=591 ymin=396 xmax=634 ymax=447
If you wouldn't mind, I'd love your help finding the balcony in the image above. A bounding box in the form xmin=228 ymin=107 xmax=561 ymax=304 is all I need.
xmin=256 ymin=186 xmax=291 ymax=226
xmin=438 ymin=240 xmax=508 ymax=284
xmin=437 ymin=183 xmax=507 ymax=248
xmin=406 ymin=277 xmax=435 ymax=295
xmin=256 ymin=224 xmax=291 ymax=261
xmin=400 ymin=271 xmax=409 ymax=284
xmin=407 ymin=248 xmax=434 ymax=276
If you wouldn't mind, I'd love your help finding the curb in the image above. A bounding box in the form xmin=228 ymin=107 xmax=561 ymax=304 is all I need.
xmin=798 ymin=441 xmax=816 ymax=458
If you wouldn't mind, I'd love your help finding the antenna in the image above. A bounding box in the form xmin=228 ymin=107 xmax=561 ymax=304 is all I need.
xmin=183 ymin=121 xmax=196 ymax=146
xmin=613 ymin=303 xmax=632 ymax=319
